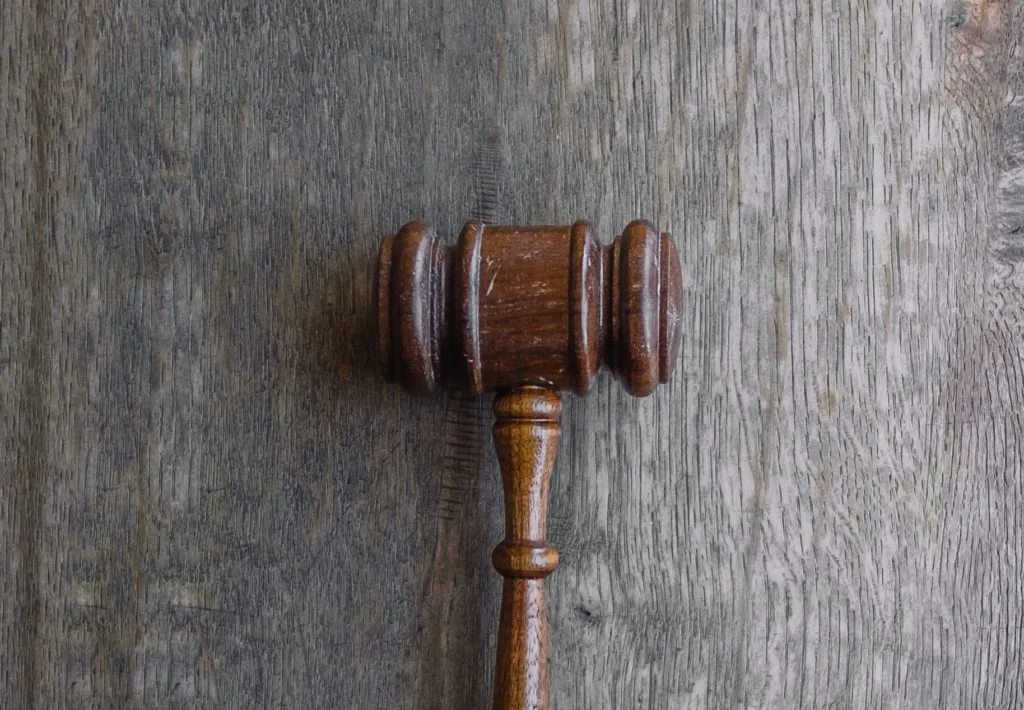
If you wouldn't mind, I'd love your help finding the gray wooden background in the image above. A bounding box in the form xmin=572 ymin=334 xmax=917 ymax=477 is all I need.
xmin=3 ymin=1 xmax=1024 ymax=708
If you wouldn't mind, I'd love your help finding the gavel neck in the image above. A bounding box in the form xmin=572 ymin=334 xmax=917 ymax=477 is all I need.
xmin=492 ymin=386 xmax=562 ymax=570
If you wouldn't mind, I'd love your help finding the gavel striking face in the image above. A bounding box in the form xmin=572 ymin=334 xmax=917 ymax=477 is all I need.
xmin=375 ymin=220 xmax=682 ymax=710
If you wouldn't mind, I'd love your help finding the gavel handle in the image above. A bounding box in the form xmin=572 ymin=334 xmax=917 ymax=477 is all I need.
xmin=493 ymin=578 xmax=549 ymax=710
xmin=490 ymin=387 xmax=562 ymax=710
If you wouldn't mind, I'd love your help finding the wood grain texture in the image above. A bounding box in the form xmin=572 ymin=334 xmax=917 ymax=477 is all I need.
xmin=491 ymin=387 xmax=562 ymax=710
xmin=375 ymin=219 xmax=682 ymax=396
xmin=1 ymin=0 xmax=1022 ymax=708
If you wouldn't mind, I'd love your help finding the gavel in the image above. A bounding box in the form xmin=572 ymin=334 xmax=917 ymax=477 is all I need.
xmin=375 ymin=220 xmax=682 ymax=709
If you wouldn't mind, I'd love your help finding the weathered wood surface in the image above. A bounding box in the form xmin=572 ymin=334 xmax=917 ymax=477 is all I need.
xmin=2 ymin=1 xmax=1023 ymax=707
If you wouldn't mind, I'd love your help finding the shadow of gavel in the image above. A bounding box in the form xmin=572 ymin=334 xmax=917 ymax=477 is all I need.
xmin=375 ymin=220 xmax=682 ymax=709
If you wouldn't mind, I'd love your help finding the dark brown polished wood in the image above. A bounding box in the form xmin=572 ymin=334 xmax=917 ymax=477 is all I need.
xmin=375 ymin=220 xmax=683 ymax=397
xmin=374 ymin=220 xmax=682 ymax=710
xmin=491 ymin=387 xmax=561 ymax=710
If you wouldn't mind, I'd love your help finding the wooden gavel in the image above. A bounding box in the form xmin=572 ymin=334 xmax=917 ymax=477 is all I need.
xmin=375 ymin=220 xmax=682 ymax=709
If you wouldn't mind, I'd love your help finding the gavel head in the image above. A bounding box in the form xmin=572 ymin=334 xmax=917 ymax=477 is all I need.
xmin=375 ymin=220 xmax=682 ymax=397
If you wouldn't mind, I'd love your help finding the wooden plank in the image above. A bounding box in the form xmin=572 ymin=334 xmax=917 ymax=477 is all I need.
xmin=1 ymin=0 xmax=1021 ymax=708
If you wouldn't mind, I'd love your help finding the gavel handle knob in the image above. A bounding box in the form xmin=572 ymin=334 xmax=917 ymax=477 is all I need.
xmin=490 ymin=387 xmax=562 ymax=710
